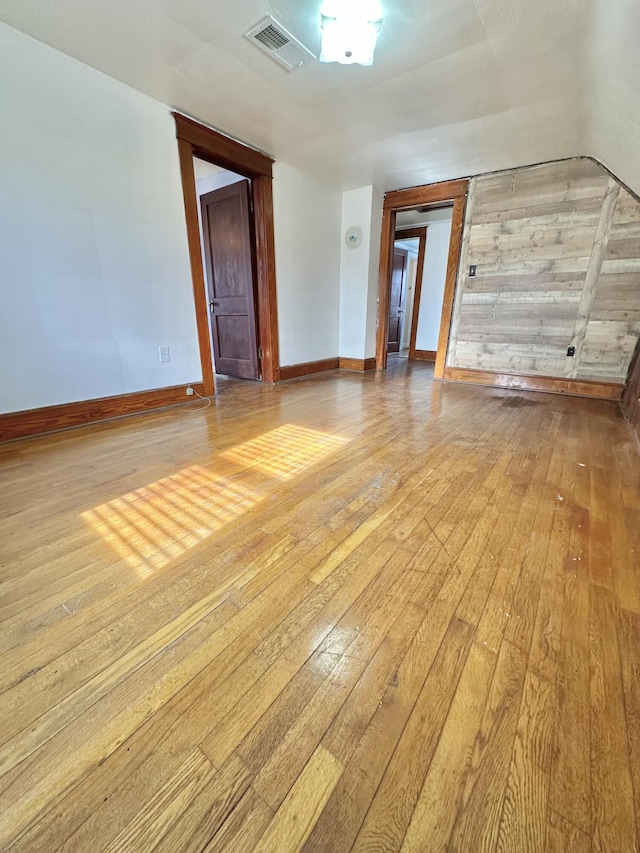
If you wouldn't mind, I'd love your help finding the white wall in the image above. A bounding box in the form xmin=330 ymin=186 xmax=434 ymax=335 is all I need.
xmin=394 ymin=238 xmax=420 ymax=348
xmin=195 ymin=161 xmax=244 ymax=197
xmin=403 ymin=256 xmax=417 ymax=348
xmin=414 ymin=215 xmax=454 ymax=352
xmin=273 ymin=163 xmax=342 ymax=366
xmin=339 ymin=188 xmax=373 ymax=360
xmin=364 ymin=188 xmax=384 ymax=359
xmin=0 ymin=23 xmax=200 ymax=414
xmin=339 ymin=186 xmax=384 ymax=360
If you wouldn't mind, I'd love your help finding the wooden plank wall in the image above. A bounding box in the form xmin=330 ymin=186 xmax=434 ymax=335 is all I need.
xmin=622 ymin=338 xmax=640 ymax=443
xmin=447 ymin=158 xmax=640 ymax=383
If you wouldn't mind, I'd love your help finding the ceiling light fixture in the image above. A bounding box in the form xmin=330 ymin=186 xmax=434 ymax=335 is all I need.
xmin=319 ymin=0 xmax=384 ymax=66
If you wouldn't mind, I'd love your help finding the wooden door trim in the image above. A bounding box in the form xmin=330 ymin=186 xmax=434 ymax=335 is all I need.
xmin=395 ymin=227 xmax=427 ymax=359
xmin=173 ymin=113 xmax=280 ymax=389
xmin=174 ymin=113 xmax=273 ymax=178
xmin=434 ymin=196 xmax=466 ymax=379
xmin=384 ymin=179 xmax=469 ymax=212
xmin=376 ymin=179 xmax=468 ymax=373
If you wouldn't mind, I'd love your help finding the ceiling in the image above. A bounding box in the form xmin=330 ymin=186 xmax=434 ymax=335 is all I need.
xmin=0 ymin=0 xmax=638 ymax=193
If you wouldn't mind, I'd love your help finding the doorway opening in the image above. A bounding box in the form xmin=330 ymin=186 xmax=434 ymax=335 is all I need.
xmin=173 ymin=113 xmax=280 ymax=395
xmin=389 ymin=206 xmax=454 ymax=365
xmin=387 ymin=240 xmax=412 ymax=358
xmin=193 ymin=157 xmax=260 ymax=381
xmin=376 ymin=179 xmax=468 ymax=377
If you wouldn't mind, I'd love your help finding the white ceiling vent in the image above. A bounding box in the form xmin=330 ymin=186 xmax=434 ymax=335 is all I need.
xmin=245 ymin=15 xmax=316 ymax=71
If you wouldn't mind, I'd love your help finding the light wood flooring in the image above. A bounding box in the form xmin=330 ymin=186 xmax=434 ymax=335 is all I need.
xmin=1 ymin=362 xmax=639 ymax=852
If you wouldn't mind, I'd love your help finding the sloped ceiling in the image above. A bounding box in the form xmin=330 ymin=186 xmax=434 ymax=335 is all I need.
xmin=0 ymin=0 xmax=637 ymax=193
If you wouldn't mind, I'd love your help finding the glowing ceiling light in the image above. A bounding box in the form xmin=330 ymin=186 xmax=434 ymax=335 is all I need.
xmin=319 ymin=0 xmax=384 ymax=66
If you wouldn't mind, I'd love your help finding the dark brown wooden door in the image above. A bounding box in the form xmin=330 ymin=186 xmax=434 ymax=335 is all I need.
xmin=387 ymin=247 xmax=408 ymax=353
xmin=200 ymin=181 xmax=259 ymax=380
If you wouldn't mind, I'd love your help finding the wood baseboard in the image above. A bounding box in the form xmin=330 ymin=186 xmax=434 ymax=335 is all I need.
xmin=413 ymin=350 xmax=437 ymax=362
xmin=278 ymin=358 xmax=340 ymax=382
xmin=339 ymin=357 xmax=377 ymax=372
xmin=0 ymin=382 xmax=206 ymax=443
xmin=442 ymin=367 xmax=624 ymax=401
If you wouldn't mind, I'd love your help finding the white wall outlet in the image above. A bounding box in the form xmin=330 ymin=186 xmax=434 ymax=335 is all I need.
xmin=185 ymin=385 xmax=194 ymax=396
xmin=159 ymin=345 xmax=171 ymax=363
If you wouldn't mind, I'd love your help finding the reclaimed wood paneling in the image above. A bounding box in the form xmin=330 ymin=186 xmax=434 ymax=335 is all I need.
xmin=622 ymin=337 xmax=640 ymax=444
xmin=447 ymin=158 xmax=640 ymax=384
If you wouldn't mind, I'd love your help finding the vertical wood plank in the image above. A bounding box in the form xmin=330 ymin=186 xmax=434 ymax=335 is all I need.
xmin=567 ymin=179 xmax=620 ymax=377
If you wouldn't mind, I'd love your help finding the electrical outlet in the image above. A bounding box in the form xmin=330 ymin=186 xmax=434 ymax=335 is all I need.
xmin=185 ymin=385 xmax=194 ymax=396
xmin=567 ymin=346 xmax=576 ymax=357
xmin=159 ymin=346 xmax=171 ymax=363
xmin=469 ymin=265 xmax=477 ymax=277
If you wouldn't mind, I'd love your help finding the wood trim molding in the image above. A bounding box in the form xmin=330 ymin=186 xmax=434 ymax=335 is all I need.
xmin=434 ymin=195 xmax=466 ymax=379
xmin=0 ymin=383 xmax=206 ymax=443
xmin=173 ymin=114 xmax=280 ymax=388
xmin=384 ymin=178 xmax=469 ymax=211
xmin=395 ymin=227 xmax=428 ymax=361
xmin=376 ymin=179 xmax=469 ymax=371
xmin=375 ymin=207 xmax=397 ymax=370
xmin=173 ymin=113 xmax=273 ymax=178
xmin=414 ymin=350 xmax=437 ymax=361
xmin=176 ymin=139 xmax=216 ymax=397
xmin=339 ymin=357 xmax=377 ymax=371
xmin=279 ymin=358 xmax=339 ymax=381
xmin=252 ymin=175 xmax=280 ymax=383
xmin=442 ymin=367 xmax=623 ymax=401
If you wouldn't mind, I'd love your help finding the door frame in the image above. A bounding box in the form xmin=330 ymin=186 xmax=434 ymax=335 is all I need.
xmin=394 ymin=227 xmax=427 ymax=360
xmin=173 ymin=113 xmax=280 ymax=393
xmin=376 ymin=178 xmax=469 ymax=377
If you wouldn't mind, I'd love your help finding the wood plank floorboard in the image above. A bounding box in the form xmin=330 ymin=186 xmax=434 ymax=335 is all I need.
xmin=1 ymin=361 xmax=639 ymax=852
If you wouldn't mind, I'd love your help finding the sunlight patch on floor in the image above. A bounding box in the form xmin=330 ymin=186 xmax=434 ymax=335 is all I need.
xmin=82 ymin=424 xmax=348 ymax=575
xmin=221 ymin=423 xmax=349 ymax=480
xmin=82 ymin=465 xmax=264 ymax=575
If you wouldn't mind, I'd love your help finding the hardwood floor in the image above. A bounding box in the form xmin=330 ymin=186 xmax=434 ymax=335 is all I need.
xmin=1 ymin=361 xmax=639 ymax=852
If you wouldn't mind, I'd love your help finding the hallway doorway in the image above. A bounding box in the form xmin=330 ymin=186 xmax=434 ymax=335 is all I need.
xmin=194 ymin=158 xmax=260 ymax=381
xmin=393 ymin=207 xmax=454 ymax=364
xmin=173 ymin=113 xmax=280 ymax=394
xmin=375 ymin=179 xmax=468 ymax=377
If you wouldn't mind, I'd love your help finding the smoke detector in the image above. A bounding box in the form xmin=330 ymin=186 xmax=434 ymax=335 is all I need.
xmin=245 ymin=15 xmax=316 ymax=71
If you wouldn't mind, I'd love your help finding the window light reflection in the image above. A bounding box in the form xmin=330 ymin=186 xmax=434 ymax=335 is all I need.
xmin=221 ymin=423 xmax=348 ymax=480
xmin=81 ymin=424 xmax=349 ymax=576
xmin=82 ymin=465 xmax=264 ymax=575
